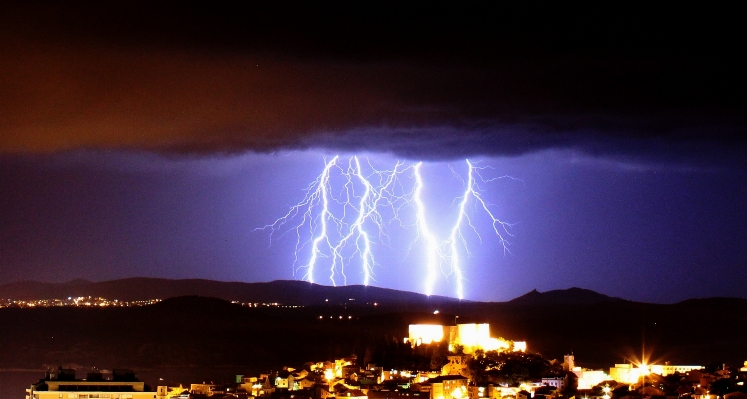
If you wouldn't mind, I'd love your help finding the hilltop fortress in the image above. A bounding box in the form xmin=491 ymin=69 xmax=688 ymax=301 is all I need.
xmin=405 ymin=323 xmax=527 ymax=354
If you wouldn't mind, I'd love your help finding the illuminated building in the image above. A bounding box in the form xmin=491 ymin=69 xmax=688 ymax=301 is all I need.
xmin=513 ymin=342 xmax=527 ymax=352
xmin=541 ymin=377 xmax=565 ymax=390
xmin=563 ymin=355 xmax=611 ymax=389
xmin=295 ymin=377 xmax=318 ymax=390
xmin=609 ymin=363 xmax=702 ymax=384
xmin=238 ymin=374 xmax=275 ymax=396
xmin=574 ymin=369 xmax=610 ymax=389
xmin=189 ymin=383 xmax=227 ymax=396
xmin=26 ymin=368 xmax=164 ymax=399
xmin=406 ymin=324 xmax=526 ymax=354
xmin=274 ymin=370 xmax=295 ymax=389
xmin=428 ymin=375 xmax=468 ymax=399
xmin=335 ymin=356 xmax=358 ymax=377
xmin=563 ymin=354 xmax=575 ymax=371
xmin=409 ymin=325 xmax=446 ymax=345
xmin=442 ymin=355 xmax=471 ymax=377
xmin=467 ymin=385 xmax=503 ymax=399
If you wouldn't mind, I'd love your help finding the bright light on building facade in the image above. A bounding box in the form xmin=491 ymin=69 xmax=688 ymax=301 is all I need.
xmin=406 ymin=323 xmax=525 ymax=354
xmin=408 ymin=324 xmax=445 ymax=345
xmin=609 ymin=363 xmax=702 ymax=384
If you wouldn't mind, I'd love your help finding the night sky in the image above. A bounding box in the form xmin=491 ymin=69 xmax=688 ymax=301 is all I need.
xmin=1 ymin=1 xmax=745 ymax=302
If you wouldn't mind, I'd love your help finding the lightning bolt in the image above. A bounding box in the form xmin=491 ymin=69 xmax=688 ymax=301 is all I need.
xmin=255 ymin=155 xmax=340 ymax=283
xmin=329 ymin=156 xmax=374 ymax=286
xmin=412 ymin=162 xmax=441 ymax=296
xmin=446 ymin=162 xmax=471 ymax=300
xmin=442 ymin=159 xmax=513 ymax=299
xmin=305 ymin=156 xmax=338 ymax=284
xmin=257 ymin=156 xmax=515 ymax=299
xmin=258 ymin=155 xmax=412 ymax=286
xmin=348 ymin=158 xmax=409 ymax=286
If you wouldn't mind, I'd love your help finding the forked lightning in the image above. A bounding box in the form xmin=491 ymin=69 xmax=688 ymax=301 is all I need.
xmin=257 ymin=156 xmax=513 ymax=299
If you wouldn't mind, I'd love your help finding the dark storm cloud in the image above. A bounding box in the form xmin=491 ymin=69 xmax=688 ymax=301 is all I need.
xmin=1 ymin=1 xmax=745 ymax=163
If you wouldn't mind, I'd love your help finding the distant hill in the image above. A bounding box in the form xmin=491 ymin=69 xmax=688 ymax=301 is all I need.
xmin=4 ymin=279 xmax=732 ymax=309
xmin=0 ymin=278 xmax=462 ymax=306
xmin=2 ymin=285 xmax=747 ymax=375
xmin=508 ymin=287 xmax=627 ymax=306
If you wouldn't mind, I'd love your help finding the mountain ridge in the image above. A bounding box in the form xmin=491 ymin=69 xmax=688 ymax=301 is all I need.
xmin=507 ymin=286 xmax=628 ymax=305
xmin=0 ymin=278 xmax=463 ymax=306
xmin=1 ymin=278 xmax=743 ymax=306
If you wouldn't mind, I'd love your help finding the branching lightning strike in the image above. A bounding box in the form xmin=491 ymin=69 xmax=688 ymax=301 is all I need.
xmin=442 ymin=159 xmax=514 ymax=299
xmin=412 ymin=162 xmax=440 ymax=296
xmin=256 ymin=156 xmax=409 ymax=287
xmin=257 ymin=156 xmax=514 ymax=299
xmin=330 ymin=156 xmax=403 ymax=286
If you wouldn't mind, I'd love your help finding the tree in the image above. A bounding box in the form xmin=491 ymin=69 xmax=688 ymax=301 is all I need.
xmin=430 ymin=341 xmax=449 ymax=371
xmin=466 ymin=350 xmax=551 ymax=386
xmin=562 ymin=372 xmax=578 ymax=396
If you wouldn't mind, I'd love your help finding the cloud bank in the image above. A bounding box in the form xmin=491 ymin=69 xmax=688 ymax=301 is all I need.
xmin=1 ymin=1 xmax=744 ymax=164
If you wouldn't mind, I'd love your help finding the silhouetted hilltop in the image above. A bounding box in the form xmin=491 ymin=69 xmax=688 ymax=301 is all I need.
xmin=508 ymin=287 xmax=627 ymax=306
xmin=0 ymin=278 xmax=461 ymax=306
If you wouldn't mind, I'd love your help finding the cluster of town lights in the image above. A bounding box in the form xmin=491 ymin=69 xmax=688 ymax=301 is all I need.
xmin=0 ymin=297 xmax=160 ymax=308
xmin=24 ymin=346 xmax=738 ymax=399
xmin=0 ymin=298 xmax=304 ymax=309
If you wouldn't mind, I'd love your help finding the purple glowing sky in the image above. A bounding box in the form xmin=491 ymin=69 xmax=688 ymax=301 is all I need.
xmin=0 ymin=2 xmax=745 ymax=302
xmin=1 ymin=149 xmax=745 ymax=302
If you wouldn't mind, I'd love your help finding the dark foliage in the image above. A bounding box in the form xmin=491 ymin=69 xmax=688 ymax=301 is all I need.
xmin=467 ymin=350 xmax=551 ymax=385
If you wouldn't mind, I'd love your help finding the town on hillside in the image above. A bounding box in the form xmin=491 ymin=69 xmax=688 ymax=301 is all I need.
xmin=26 ymin=323 xmax=747 ymax=399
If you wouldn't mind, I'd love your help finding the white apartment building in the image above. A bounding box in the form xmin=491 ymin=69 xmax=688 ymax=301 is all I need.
xmin=26 ymin=369 xmax=164 ymax=399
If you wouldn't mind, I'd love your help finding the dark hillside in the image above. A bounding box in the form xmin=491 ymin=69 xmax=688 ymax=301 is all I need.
xmin=0 ymin=278 xmax=460 ymax=307
xmin=508 ymin=287 xmax=627 ymax=306
xmin=2 ymin=294 xmax=747 ymax=372
xmin=432 ymin=298 xmax=747 ymax=368
xmin=0 ymin=296 xmax=380 ymax=370
xmin=2 ymin=283 xmax=747 ymax=372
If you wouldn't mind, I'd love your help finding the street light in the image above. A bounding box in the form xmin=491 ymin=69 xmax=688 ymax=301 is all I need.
xmin=602 ymin=384 xmax=611 ymax=399
xmin=638 ymin=362 xmax=649 ymax=389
